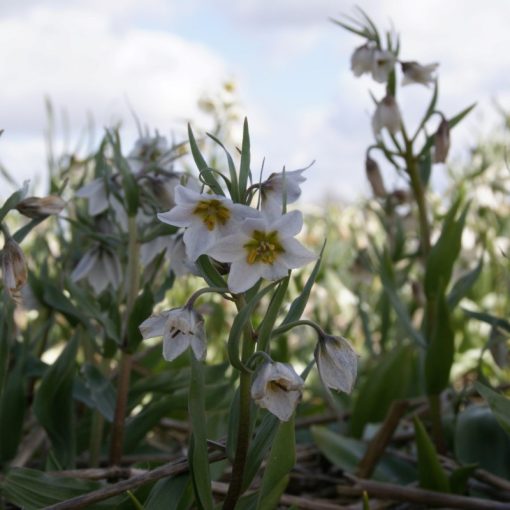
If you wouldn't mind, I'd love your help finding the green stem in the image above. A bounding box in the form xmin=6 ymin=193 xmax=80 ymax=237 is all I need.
xmin=428 ymin=393 xmax=447 ymax=454
xmin=223 ymin=298 xmax=255 ymax=510
xmin=109 ymin=216 xmax=140 ymax=466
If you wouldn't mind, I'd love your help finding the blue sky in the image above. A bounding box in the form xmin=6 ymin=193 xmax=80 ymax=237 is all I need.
xmin=1 ymin=0 xmax=510 ymax=203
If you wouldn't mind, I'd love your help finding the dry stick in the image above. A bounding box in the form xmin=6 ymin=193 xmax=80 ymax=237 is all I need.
xmin=10 ymin=426 xmax=46 ymax=468
xmin=42 ymin=451 xmax=226 ymax=510
xmin=345 ymin=474 xmax=510 ymax=510
xmin=356 ymin=399 xmax=409 ymax=479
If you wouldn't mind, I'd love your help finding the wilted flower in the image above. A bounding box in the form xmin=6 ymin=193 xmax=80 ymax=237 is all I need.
xmin=350 ymin=43 xmax=375 ymax=77
xmin=75 ymin=178 xmax=109 ymax=216
xmin=16 ymin=195 xmax=66 ymax=219
xmin=139 ymin=306 xmax=206 ymax=361
xmin=260 ymin=168 xmax=307 ymax=216
xmin=371 ymin=50 xmax=396 ymax=83
xmin=208 ymin=210 xmax=316 ymax=293
xmin=372 ymin=95 xmax=402 ymax=136
xmin=157 ymin=185 xmax=258 ymax=261
xmin=71 ymin=246 xmax=121 ymax=295
xmin=401 ymin=61 xmax=438 ymax=87
xmin=433 ymin=118 xmax=450 ymax=163
xmin=365 ymin=156 xmax=386 ymax=198
xmin=1 ymin=238 xmax=28 ymax=295
xmin=315 ymin=334 xmax=357 ymax=393
xmin=251 ymin=361 xmax=304 ymax=421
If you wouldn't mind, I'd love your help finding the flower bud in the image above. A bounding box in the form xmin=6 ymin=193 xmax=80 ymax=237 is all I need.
xmin=433 ymin=118 xmax=450 ymax=163
xmin=350 ymin=43 xmax=375 ymax=77
xmin=401 ymin=61 xmax=438 ymax=87
xmin=372 ymin=95 xmax=402 ymax=136
xmin=365 ymin=156 xmax=386 ymax=198
xmin=16 ymin=195 xmax=66 ymax=219
xmin=2 ymin=238 xmax=28 ymax=295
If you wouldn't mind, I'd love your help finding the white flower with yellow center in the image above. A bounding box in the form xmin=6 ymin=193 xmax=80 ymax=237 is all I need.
xmin=251 ymin=361 xmax=304 ymax=421
xmin=315 ymin=334 xmax=358 ymax=394
xmin=139 ymin=306 xmax=206 ymax=361
xmin=208 ymin=210 xmax=316 ymax=294
xmin=157 ymin=185 xmax=257 ymax=261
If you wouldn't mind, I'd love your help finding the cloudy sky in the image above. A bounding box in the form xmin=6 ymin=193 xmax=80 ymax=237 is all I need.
xmin=1 ymin=0 xmax=510 ymax=203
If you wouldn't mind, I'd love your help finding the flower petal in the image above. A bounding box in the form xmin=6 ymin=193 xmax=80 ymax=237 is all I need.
xmin=228 ymin=259 xmax=262 ymax=293
xmin=272 ymin=210 xmax=303 ymax=237
xmin=158 ymin=204 xmax=195 ymax=228
xmin=280 ymin=238 xmax=316 ymax=268
xmin=182 ymin=221 xmax=212 ymax=261
xmin=162 ymin=331 xmax=191 ymax=361
xmin=139 ymin=311 xmax=171 ymax=339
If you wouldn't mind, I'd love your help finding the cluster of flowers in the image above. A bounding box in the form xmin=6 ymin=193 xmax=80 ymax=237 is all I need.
xmin=136 ymin=157 xmax=357 ymax=421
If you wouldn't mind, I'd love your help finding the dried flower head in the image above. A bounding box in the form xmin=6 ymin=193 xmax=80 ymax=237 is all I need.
xmin=251 ymin=361 xmax=304 ymax=421
xmin=16 ymin=195 xmax=66 ymax=219
xmin=2 ymin=238 xmax=28 ymax=296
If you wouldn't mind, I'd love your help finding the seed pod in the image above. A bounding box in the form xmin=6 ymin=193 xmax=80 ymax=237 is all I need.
xmin=434 ymin=118 xmax=450 ymax=163
xmin=365 ymin=156 xmax=386 ymax=198
xmin=16 ymin=195 xmax=66 ymax=219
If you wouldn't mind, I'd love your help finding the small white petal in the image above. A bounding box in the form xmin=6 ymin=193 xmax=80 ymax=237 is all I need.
xmin=228 ymin=260 xmax=262 ymax=293
xmin=157 ymin=204 xmax=196 ymax=228
xmin=162 ymin=331 xmax=191 ymax=361
xmin=183 ymin=221 xmax=211 ymax=261
xmin=280 ymin=238 xmax=316 ymax=268
xmin=271 ymin=210 xmax=303 ymax=237
xmin=260 ymin=260 xmax=289 ymax=281
xmin=208 ymin=234 xmax=247 ymax=262
xmin=71 ymin=250 xmax=99 ymax=282
xmin=139 ymin=311 xmax=171 ymax=339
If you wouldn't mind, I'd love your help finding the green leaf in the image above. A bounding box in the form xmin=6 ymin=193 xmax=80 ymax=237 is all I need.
xmin=145 ymin=475 xmax=193 ymax=510
xmin=227 ymin=281 xmax=279 ymax=373
xmin=311 ymin=426 xmax=416 ymax=483
xmin=447 ymin=256 xmax=483 ymax=310
xmin=350 ymin=345 xmax=419 ymax=438
xmin=126 ymin=285 xmax=155 ymax=353
xmin=1 ymin=467 xmax=121 ymax=509
xmin=424 ymin=199 xmax=469 ymax=300
xmin=187 ymin=124 xmax=224 ymax=196
xmin=0 ymin=181 xmax=29 ymax=223
xmin=12 ymin=217 xmax=46 ymax=244
xmin=188 ymin=355 xmax=214 ymax=510
xmin=449 ymin=464 xmax=477 ymax=495
xmin=206 ymin=132 xmax=239 ymax=202
xmin=81 ymin=363 xmax=116 ymax=422
xmin=33 ymin=336 xmax=79 ymax=468
xmin=475 ymin=382 xmax=510 ymax=437
xmin=281 ymin=241 xmax=324 ymax=326
xmin=413 ymin=416 xmax=450 ymax=492
xmin=455 ymin=404 xmax=510 ymax=478
xmin=42 ymin=282 xmax=87 ymax=327
xmin=462 ymin=308 xmax=510 ymax=333
xmin=238 ymin=118 xmax=251 ymax=202
xmin=255 ymin=416 xmax=295 ymax=510
xmin=425 ymin=292 xmax=455 ymax=395
xmin=196 ymin=255 xmax=226 ymax=288
xmin=0 ymin=360 xmax=25 ymax=462
xmin=449 ymin=102 xmax=477 ymax=129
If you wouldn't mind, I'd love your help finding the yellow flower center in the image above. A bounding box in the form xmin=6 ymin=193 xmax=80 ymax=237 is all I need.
xmin=244 ymin=230 xmax=284 ymax=265
xmin=193 ymin=199 xmax=231 ymax=231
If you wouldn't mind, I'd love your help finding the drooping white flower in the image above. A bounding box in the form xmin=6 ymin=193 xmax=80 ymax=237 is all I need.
xmin=350 ymin=43 xmax=376 ymax=77
xmin=71 ymin=246 xmax=121 ymax=295
xmin=128 ymin=135 xmax=172 ymax=174
xmin=260 ymin=169 xmax=307 ymax=216
xmin=371 ymin=50 xmax=396 ymax=83
xmin=157 ymin=185 xmax=258 ymax=261
xmin=372 ymin=95 xmax=402 ymax=136
xmin=139 ymin=306 xmax=206 ymax=361
xmin=208 ymin=210 xmax=316 ymax=294
xmin=16 ymin=195 xmax=66 ymax=219
xmin=315 ymin=334 xmax=358 ymax=394
xmin=1 ymin=238 xmax=27 ymax=295
xmin=433 ymin=118 xmax=450 ymax=163
xmin=251 ymin=361 xmax=304 ymax=421
xmin=401 ymin=61 xmax=438 ymax=87
xmin=75 ymin=178 xmax=109 ymax=216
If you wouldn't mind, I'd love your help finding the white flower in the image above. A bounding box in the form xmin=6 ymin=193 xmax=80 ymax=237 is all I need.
xmin=315 ymin=335 xmax=357 ymax=393
xmin=351 ymin=44 xmax=375 ymax=77
xmin=261 ymin=169 xmax=307 ymax=216
xmin=157 ymin=185 xmax=258 ymax=261
xmin=71 ymin=246 xmax=121 ymax=295
xmin=251 ymin=362 xmax=304 ymax=421
xmin=208 ymin=210 xmax=316 ymax=294
xmin=128 ymin=135 xmax=172 ymax=174
xmin=1 ymin=238 xmax=27 ymax=295
xmin=371 ymin=50 xmax=396 ymax=83
xmin=372 ymin=95 xmax=402 ymax=136
xmin=401 ymin=61 xmax=438 ymax=87
xmin=139 ymin=306 xmax=206 ymax=361
xmin=75 ymin=178 xmax=109 ymax=216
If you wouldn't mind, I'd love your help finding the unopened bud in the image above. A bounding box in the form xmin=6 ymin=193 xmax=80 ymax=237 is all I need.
xmin=16 ymin=195 xmax=66 ymax=219
xmin=433 ymin=119 xmax=450 ymax=163
xmin=365 ymin=156 xmax=386 ymax=198
xmin=372 ymin=95 xmax=402 ymax=136
xmin=2 ymin=238 xmax=28 ymax=295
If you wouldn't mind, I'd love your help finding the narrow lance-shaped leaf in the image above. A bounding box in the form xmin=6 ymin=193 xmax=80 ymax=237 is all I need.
xmin=207 ymin=132 xmax=239 ymax=202
xmin=447 ymin=255 xmax=483 ymax=310
xmin=475 ymin=382 xmax=510 ymax=438
xmin=0 ymin=181 xmax=29 ymax=223
xmin=238 ymin=117 xmax=251 ymax=202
